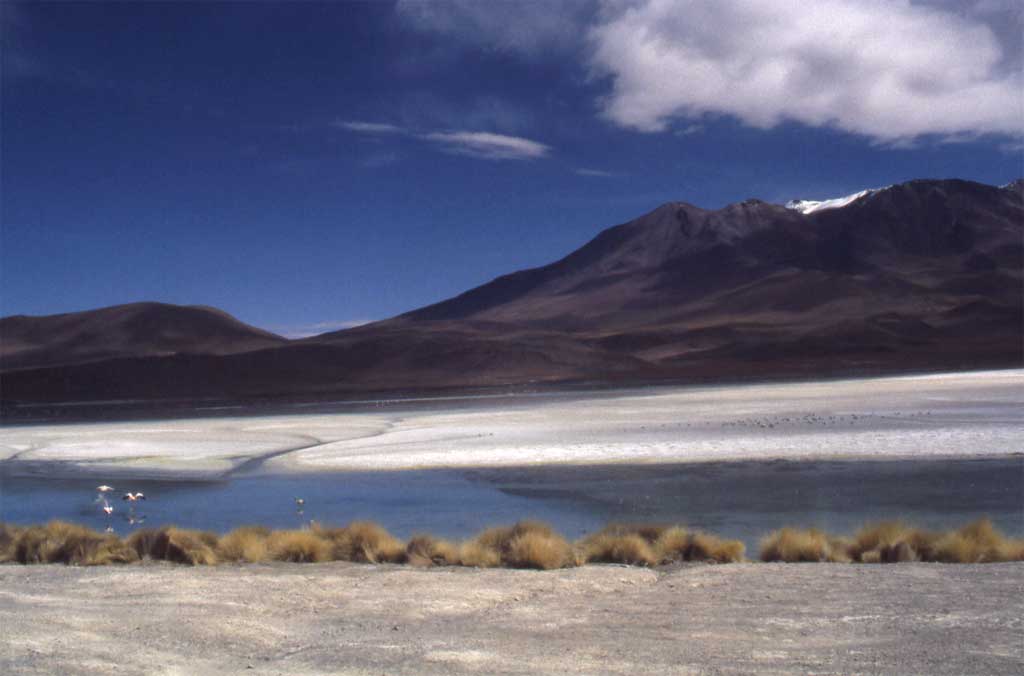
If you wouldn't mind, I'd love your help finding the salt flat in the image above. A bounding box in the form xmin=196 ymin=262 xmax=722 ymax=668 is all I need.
xmin=1 ymin=370 xmax=1021 ymax=477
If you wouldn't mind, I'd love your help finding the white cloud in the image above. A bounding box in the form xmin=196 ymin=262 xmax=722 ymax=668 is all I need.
xmin=420 ymin=131 xmax=550 ymax=160
xmin=334 ymin=120 xmax=406 ymax=134
xmin=588 ymin=0 xmax=1023 ymax=142
xmin=335 ymin=117 xmax=551 ymax=161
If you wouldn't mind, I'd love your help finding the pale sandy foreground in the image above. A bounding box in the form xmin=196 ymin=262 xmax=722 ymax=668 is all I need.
xmin=2 ymin=370 xmax=1021 ymax=477
xmin=1 ymin=562 xmax=1022 ymax=675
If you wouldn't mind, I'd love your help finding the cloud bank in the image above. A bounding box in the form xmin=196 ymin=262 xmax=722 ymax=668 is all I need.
xmin=589 ymin=0 xmax=1022 ymax=142
xmin=399 ymin=0 xmax=1023 ymax=144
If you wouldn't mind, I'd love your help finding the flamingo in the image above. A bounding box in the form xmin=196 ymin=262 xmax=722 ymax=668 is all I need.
xmin=97 ymin=485 xmax=115 ymax=493
xmin=122 ymin=492 xmax=146 ymax=502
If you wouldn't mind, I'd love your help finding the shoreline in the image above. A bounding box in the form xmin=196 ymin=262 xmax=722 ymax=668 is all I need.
xmin=7 ymin=456 xmax=1021 ymax=555
xmin=3 ymin=365 xmax=1019 ymax=427
xmin=2 ymin=449 xmax=1023 ymax=483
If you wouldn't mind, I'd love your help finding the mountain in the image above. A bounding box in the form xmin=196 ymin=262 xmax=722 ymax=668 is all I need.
xmin=2 ymin=178 xmax=1020 ymax=407
xmin=353 ymin=178 xmax=1022 ymax=369
xmin=0 ymin=302 xmax=286 ymax=371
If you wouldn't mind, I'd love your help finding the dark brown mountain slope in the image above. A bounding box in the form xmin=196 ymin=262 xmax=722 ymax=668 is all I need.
xmin=0 ymin=302 xmax=286 ymax=371
xmin=1 ymin=178 xmax=1020 ymax=406
xmin=339 ymin=178 xmax=1021 ymax=370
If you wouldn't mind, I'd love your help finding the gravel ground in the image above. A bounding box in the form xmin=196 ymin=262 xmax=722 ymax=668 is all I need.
xmin=2 ymin=562 xmax=1021 ymax=675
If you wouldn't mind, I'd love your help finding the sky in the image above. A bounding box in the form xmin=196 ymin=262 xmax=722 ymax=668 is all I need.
xmin=3 ymin=0 xmax=1022 ymax=337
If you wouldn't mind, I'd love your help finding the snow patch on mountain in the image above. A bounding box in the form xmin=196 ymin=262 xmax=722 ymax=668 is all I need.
xmin=785 ymin=188 xmax=881 ymax=214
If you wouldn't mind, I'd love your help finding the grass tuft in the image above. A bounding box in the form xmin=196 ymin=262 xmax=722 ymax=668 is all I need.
xmin=759 ymin=527 xmax=850 ymax=563
xmin=128 ymin=527 xmax=219 ymax=565
xmin=313 ymin=521 xmax=406 ymax=564
xmin=405 ymin=535 xmax=459 ymax=567
xmin=217 ymin=526 xmax=271 ymax=563
xmin=465 ymin=520 xmax=573 ymax=569
xmin=581 ymin=533 xmax=657 ymax=566
xmin=763 ymin=519 xmax=1024 ymax=564
xmin=9 ymin=521 xmax=137 ymax=565
xmin=579 ymin=524 xmax=745 ymax=564
xmin=849 ymin=521 xmax=921 ymax=562
xmin=932 ymin=519 xmax=1024 ymax=563
xmin=506 ymin=529 xmax=573 ymax=570
xmin=457 ymin=539 xmax=502 ymax=568
xmin=685 ymin=532 xmax=746 ymax=563
xmin=0 ymin=523 xmax=23 ymax=563
xmin=266 ymin=530 xmax=330 ymax=563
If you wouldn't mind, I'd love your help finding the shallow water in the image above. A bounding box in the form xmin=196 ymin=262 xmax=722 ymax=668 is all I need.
xmin=2 ymin=457 xmax=1021 ymax=553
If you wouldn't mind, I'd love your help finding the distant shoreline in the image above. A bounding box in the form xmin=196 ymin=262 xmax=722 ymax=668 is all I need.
xmin=2 ymin=363 xmax=1019 ymax=426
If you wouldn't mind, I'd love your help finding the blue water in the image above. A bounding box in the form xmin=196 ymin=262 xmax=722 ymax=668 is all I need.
xmin=2 ymin=457 xmax=1022 ymax=553
xmin=0 ymin=470 xmax=600 ymax=540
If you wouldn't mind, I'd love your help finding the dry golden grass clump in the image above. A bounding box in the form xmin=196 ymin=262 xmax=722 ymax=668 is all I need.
xmin=313 ymin=521 xmax=406 ymax=564
xmin=266 ymin=530 xmax=331 ymax=563
xmin=4 ymin=517 xmax=1019 ymax=568
xmin=759 ymin=527 xmax=851 ymax=563
xmin=506 ymin=529 xmax=574 ymax=570
xmin=217 ymin=526 xmax=271 ymax=563
xmin=578 ymin=524 xmax=662 ymax=566
xmin=0 ymin=523 xmax=23 ymax=563
xmin=848 ymin=521 xmax=932 ymax=563
xmin=931 ymin=519 xmax=1024 ymax=563
xmin=678 ymin=531 xmax=746 ymax=563
xmin=578 ymin=524 xmax=745 ymax=565
xmin=128 ymin=527 xmax=219 ymax=566
xmin=847 ymin=519 xmax=1024 ymax=564
xmin=581 ymin=532 xmax=658 ymax=566
xmin=405 ymin=535 xmax=459 ymax=567
xmin=762 ymin=519 xmax=1024 ymax=564
xmin=5 ymin=521 xmax=136 ymax=566
xmin=466 ymin=520 xmax=573 ymax=570
xmin=457 ymin=539 xmax=502 ymax=568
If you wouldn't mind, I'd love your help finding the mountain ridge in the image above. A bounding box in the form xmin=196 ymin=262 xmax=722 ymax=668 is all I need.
xmin=2 ymin=178 xmax=1021 ymax=407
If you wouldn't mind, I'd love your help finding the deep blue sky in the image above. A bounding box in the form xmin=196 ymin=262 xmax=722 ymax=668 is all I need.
xmin=3 ymin=1 xmax=1021 ymax=336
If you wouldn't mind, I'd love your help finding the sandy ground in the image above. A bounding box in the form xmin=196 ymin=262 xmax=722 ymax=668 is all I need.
xmin=1 ymin=562 xmax=1021 ymax=675
xmin=1 ymin=370 xmax=1021 ymax=477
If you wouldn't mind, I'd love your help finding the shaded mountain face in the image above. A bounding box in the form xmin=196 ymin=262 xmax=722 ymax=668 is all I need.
xmin=2 ymin=179 xmax=1021 ymax=407
xmin=401 ymin=179 xmax=1021 ymax=329
xmin=354 ymin=179 xmax=1021 ymax=369
xmin=0 ymin=302 xmax=287 ymax=371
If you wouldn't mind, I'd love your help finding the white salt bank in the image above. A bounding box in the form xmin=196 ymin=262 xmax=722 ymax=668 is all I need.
xmin=1 ymin=370 xmax=1020 ymax=476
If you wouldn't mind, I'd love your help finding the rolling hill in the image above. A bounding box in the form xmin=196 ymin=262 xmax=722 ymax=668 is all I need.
xmin=0 ymin=302 xmax=286 ymax=371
